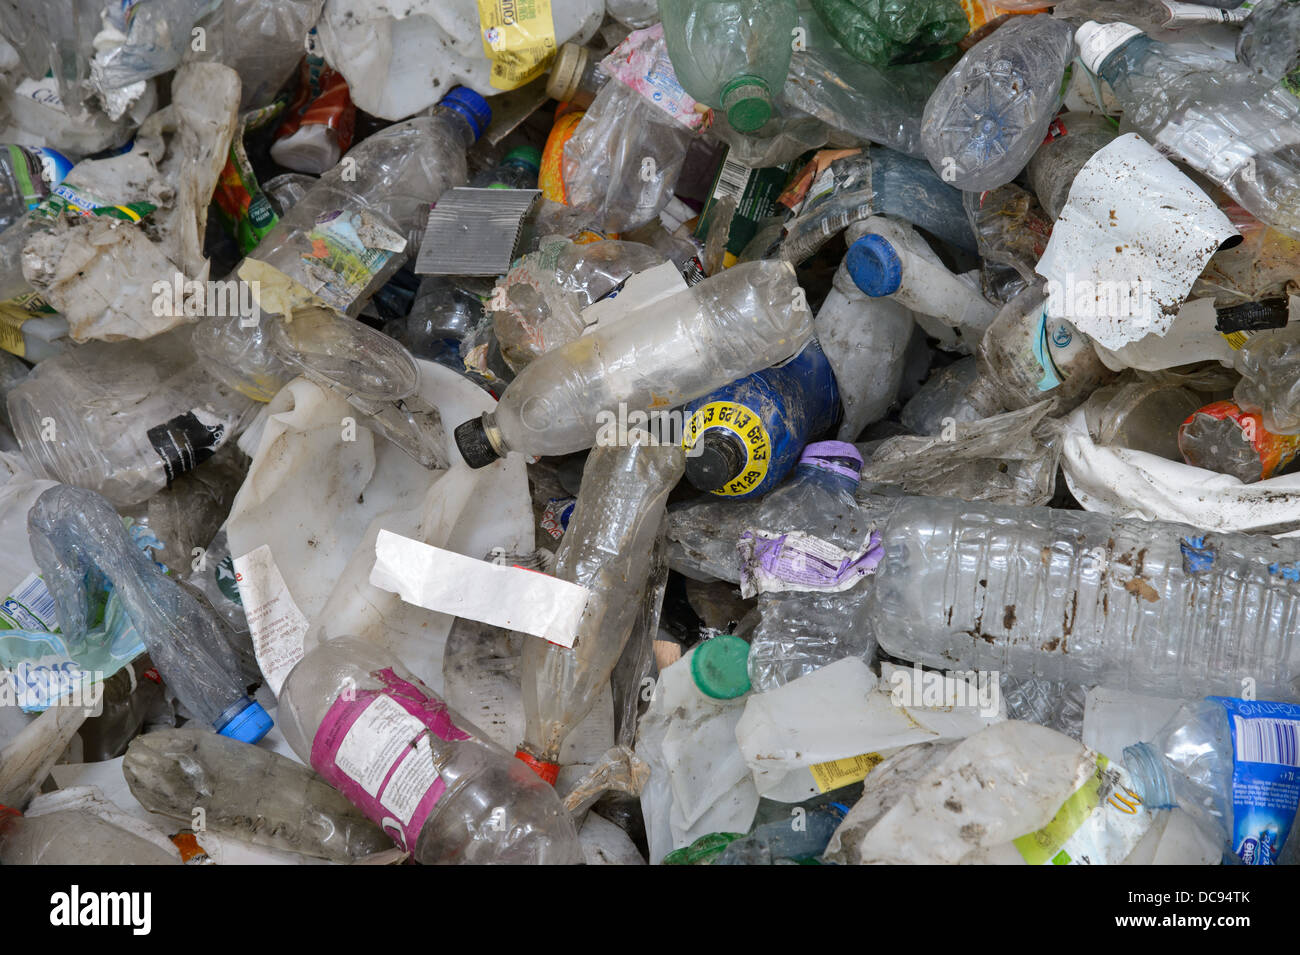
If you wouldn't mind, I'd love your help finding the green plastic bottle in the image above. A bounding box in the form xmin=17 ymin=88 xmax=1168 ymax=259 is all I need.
xmin=659 ymin=0 xmax=798 ymax=133
xmin=809 ymin=0 xmax=969 ymax=67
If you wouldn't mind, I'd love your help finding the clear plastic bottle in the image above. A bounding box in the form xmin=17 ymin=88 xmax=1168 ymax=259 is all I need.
xmin=490 ymin=238 xmax=667 ymax=371
xmin=389 ymin=276 xmax=486 ymax=360
xmin=238 ymin=86 xmax=491 ymax=318
xmin=124 ymin=727 xmax=392 ymax=863
xmin=1238 ymin=0 xmax=1300 ymax=95
xmin=742 ymin=442 xmax=883 ymax=692
xmin=454 ymin=260 xmax=813 ymax=466
xmin=278 ymin=635 xmax=582 ymax=864
xmin=516 ymin=433 xmax=684 ymax=781
xmin=1078 ymin=20 xmax=1300 ymax=238
xmin=814 ymin=242 xmax=915 ymax=442
xmin=844 ymin=216 xmax=997 ymax=347
xmin=7 ymin=330 xmax=256 ymax=508
xmin=783 ymin=9 xmax=951 ymax=159
xmin=921 ymin=15 xmax=1076 ymax=192
xmin=1124 ymin=696 xmax=1300 ymax=864
xmin=869 ymin=494 xmax=1300 ymax=700
xmin=659 ymin=0 xmax=798 ymax=133
xmin=1026 ymin=112 xmax=1120 ymax=222
xmin=27 ymin=485 xmax=273 ymax=743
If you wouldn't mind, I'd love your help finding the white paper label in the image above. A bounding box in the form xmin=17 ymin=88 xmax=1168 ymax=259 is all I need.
xmin=334 ymin=694 xmax=428 ymax=798
xmin=369 ymin=529 xmax=590 ymax=648
xmin=232 ymin=544 xmax=311 ymax=696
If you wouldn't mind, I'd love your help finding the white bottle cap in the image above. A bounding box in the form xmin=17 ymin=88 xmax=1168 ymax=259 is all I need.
xmin=1075 ymin=21 xmax=1145 ymax=74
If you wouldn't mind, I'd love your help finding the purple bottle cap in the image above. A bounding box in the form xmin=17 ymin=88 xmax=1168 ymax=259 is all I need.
xmin=799 ymin=441 xmax=863 ymax=481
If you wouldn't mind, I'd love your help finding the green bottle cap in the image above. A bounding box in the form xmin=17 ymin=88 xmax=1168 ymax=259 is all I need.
xmin=721 ymin=76 xmax=772 ymax=133
xmin=504 ymin=145 xmax=542 ymax=172
xmin=691 ymin=634 xmax=751 ymax=700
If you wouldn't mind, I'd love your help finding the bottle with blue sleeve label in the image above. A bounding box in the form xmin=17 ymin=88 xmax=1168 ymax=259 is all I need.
xmin=1124 ymin=696 xmax=1300 ymax=864
xmin=681 ymin=338 xmax=840 ymax=499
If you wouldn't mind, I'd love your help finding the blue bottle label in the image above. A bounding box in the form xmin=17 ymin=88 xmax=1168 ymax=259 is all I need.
xmin=1207 ymin=696 xmax=1300 ymax=865
xmin=683 ymin=339 xmax=839 ymax=498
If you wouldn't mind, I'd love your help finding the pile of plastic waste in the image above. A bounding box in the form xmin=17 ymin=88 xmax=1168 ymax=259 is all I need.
xmin=0 ymin=0 xmax=1297 ymax=869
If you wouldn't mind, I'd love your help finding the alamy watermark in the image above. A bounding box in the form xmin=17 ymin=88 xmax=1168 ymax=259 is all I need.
xmin=889 ymin=663 xmax=1001 ymax=719
xmin=1044 ymin=275 xmax=1156 ymax=321
xmin=151 ymin=273 xmax=261 ymax=327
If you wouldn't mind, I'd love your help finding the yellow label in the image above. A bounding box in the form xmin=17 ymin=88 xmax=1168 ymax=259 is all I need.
xmin=682 ymin=400 xmax=771 ymax=497
xmin=0 ymin=305 xmax=30 ymax=358
xmin=1222 ymin=330 xmax=1249 ymax=350
xmin=478 ymin=0 xmax=557 ymax=91
xmin=809 ymin=752 xmax=884 ymax=793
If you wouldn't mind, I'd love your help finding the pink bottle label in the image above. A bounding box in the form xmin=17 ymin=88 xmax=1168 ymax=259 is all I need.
xmin=310 ymin=668 xmax=471 ymax=852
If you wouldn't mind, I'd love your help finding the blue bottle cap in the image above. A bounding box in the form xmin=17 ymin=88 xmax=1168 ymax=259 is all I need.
xmin=439 ymin=87 xmax=492 ymax=142
xmin=846 ymin=234 xmax=903 ymax=297
xmin=215 ymin=697 xmax=274 ymax=744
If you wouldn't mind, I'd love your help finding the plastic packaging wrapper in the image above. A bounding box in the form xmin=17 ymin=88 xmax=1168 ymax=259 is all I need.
xmin=860 ymin=400 xmax=1062 ymax=507
xmin=20 ymin=63 xmax=241 ymax=343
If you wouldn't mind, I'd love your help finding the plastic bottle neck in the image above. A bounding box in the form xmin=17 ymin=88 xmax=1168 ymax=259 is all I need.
xmin=1123 ymin=741 xmax=1178 ymax=810
xmin=794 ymin=462 xmax=860 ymax=495
xmin=1097 ymin=34 xmax=1154 ymax=90
xmin=432 ymin=105 xmax=480 ymax=152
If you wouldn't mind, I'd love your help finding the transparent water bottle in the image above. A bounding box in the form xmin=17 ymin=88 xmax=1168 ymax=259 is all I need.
xmin=1078 ymin=20 xmax=1300 ymax=238
xmin=124 ymin=727 xmax=392 ymax=863
xmin=921 ymin=15 xmax=1076 ymax=192
xmin=27 ymin=485 xmax=273 ymax=743
xmin=742 ymin=442 xmax=884 ymax=692
xmin=659 ymin=0 xmax=798 ymax=133
xmin=8 ymin=329 xmax=255 ymax=508
xmin=1124 ymin=696 xmax=1300 ymax=865
xmin=869 ymin=494 xmax=1300 ymax=700
xmin=454 ymin=260 xmax=812 ymax=466
xmin=278 ymin=636 xmax=582 ymax=864
xmin=516 ymin=433 xmax=684 ymax=782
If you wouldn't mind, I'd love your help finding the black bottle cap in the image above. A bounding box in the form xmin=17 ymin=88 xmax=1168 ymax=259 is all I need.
xmin=685 ymin=429 xmax=748 ymax=492
xmin=454 ymin=417 xmax=500 ymax=469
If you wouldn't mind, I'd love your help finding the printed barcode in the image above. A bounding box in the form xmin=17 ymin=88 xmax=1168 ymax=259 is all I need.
xmin=1234 ymin=715 xmax=1300 ymax=766
xmin=12 ymin=574 xmax=57 ymax=627
xmin=713 ymin=157 xmax=750 ymax=204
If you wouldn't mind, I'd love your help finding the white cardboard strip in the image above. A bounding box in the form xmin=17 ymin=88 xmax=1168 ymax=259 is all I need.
xmin=369 ymin=529 xmax=589 ymax=648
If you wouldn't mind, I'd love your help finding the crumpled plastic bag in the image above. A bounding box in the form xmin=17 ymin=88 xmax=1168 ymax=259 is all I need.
xmin=861 ymin=400 xmax=1062 ymax=506
xmin=562 ymin=80 xmax=695 ymax=234
xmin=20 ymin=62 xmax=239 ymax=343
